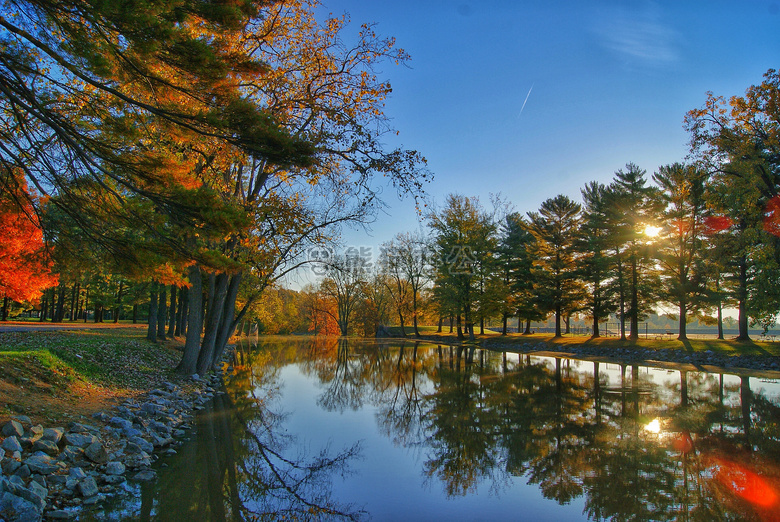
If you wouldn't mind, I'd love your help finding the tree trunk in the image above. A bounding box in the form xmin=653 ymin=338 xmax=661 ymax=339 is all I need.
xmin=147 ymin=282 xmax=159 ymax=342
xmin=70 ymin=282 xmax=79 ymax=321
xmin=132 ymin=304 xmax=138 ymax=324
xmin=398 ymin=311 xmax=406 ymax=338
xmin=592 ymin=315 xmax=600 ymax=338
xmin=167 ymin=285 xmax=177 ymax=338
xmin=1 ymin=296 xmax=8 ymax=321
xmin=524 ymin=318 xmax=531 ymax=335
xmin=456 ymin=314 xmax=463 ymax=339
xmin=157 ymin=286 xmax=167 ymax=340
xmin=678 ymin=300 xmax=688 ymax=341
xmin=736 ymin=256 xmax=750 ymax=341
xmin=196 ymin=272 xmax=229 ymax=375
xmin=113 ymin=280 xmax=124 ymax=324
xmin=437 ymin=316 xmax=443 ymax=333
xmin=177 ymin=286 xmax=189 ymax=337
xmin=82 ymin=286 xmax=88 ymax=323
xmin=554 ymin=306 xmax=562 ymax=337
xmin=502 ymin=312 xmax=508 ymax=335
xmin=178 ymin=265 xmax=204 ymax=375
xmin=211 ymin=273 xmax=243 ymax=369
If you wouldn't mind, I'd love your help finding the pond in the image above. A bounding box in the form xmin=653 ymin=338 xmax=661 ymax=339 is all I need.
xmin=89 ymin=337 xmax=780 ymax=521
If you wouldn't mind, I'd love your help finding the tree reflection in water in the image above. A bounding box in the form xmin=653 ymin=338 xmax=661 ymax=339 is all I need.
xmin=89 ymin=338 xmax=780 ymax=521
xmin=88 ymin=339 xmax=365 ymax=521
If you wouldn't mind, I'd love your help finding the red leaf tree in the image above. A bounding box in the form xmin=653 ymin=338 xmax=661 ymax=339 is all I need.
xmin=0 ymin=174 xmax=58 ymax=319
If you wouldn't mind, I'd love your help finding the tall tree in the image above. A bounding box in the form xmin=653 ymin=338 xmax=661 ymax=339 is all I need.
xmin=497 ymin=212 xmax=541 ymax=335
xmin=653 ymin=163 xmax=709 ymax=340
xmin=609 ymin=163 xmax=663 ymax=340
xmin=527 ymin=195 xmax=585 ymax=338
xmin=577 ymin=182 xmax=616 ymax=338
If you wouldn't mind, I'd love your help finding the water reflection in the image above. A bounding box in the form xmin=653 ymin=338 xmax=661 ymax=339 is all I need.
xmin=89 ymin=337 xmax=780 ymax=521
xmin=237 ymin=337 xmax=780 ymax=522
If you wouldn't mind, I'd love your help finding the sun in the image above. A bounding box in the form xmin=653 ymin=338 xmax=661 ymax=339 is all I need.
xmin=644 ymin=225 xmax=662 ymax=238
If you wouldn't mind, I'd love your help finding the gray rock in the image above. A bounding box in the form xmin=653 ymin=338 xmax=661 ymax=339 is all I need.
xmin=46 ymin=509 xmax=77 ymax=519
xmin=68 ymin=467 xmax=87 ymax=480
xmin=27 ymin=480 xmax=48 ymax=504
xmin=42 ymin=427 xmax=64 ymax=444
xmin=28 ymin=425 xmax=43 ymax=438
xmin=62 ymin=432 xmax=97 ymax=449
xmin=30 ymin=475 xmax=46 ymax=488
xmin=108 ymin=416 xmax=133 ymax=431
xmin=105 ymin=461 xmax=125 ymax=475
xmin=11 ymin=415 xmax=31 ymax=425
xmin=13 ymin=464 xmax=31 ymax=479
xmin=0 ymin=491 xmax=41 ymax=522
xmin=82 ymin=493 xmax=104 ymax=506
xmin=78 ymin=476 xmax=99 ymax=498
xmin=32 ymin=438 xmax=60 ymax=456
xmin=68 ymin=422 xmax=99 ymax=434
xmin=2 ymin=457 xmax=21 ymax=474
xmin=47 ymin=475 xmax=67 ymax=486
xmin=2 ymin=435 xmax=23 ymax=453
xmin=24 ymin=454 xmax=58 ymax=475
xmin=102 ymin=474 xmax=126 ymax=485
xmin=128 ymin=436 xmax=154 ymax=454
xmin=84 ymin=441 xmax=108 ymax=464
xmin=58 ymin=445 xmax=83 ymax=463
xmin=2 ymin=419 xmax=24 ymax=438
xmin=132 ymin=469 xmax=157 ymax=482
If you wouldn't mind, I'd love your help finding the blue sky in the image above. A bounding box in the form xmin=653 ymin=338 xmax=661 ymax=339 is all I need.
xmin=299 ymin=0 xmax=779 ymax=279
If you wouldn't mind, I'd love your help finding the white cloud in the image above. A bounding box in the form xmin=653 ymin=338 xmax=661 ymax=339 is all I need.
xmin=595 ymin=2 xmax=680 ymax=66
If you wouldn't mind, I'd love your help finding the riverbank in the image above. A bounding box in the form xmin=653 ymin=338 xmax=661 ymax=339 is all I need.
xmin=0 ymin=326 xmax=230 ymax=520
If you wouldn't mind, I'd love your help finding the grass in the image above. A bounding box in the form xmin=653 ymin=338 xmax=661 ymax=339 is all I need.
xmin=390 ymin=328 xmax=780 ymax=358
xmin=0 ymin=327 xmax=184 ymax=424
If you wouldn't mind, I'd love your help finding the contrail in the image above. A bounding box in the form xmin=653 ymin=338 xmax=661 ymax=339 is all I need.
xmin=519 ymin=83 xmax=534 ymax=117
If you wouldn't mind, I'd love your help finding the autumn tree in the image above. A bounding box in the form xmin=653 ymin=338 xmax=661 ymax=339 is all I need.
xmin=497 ymin=212 xmax=540 ymax=335
xmin=319 ymin=253 xmax=369 ymax=336
xmin=0 ymin=172 xmax=57 ymax=319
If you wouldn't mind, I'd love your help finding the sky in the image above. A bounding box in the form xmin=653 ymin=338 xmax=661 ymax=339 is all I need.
xmin=291 ymin=0 xmax=780 ymax=285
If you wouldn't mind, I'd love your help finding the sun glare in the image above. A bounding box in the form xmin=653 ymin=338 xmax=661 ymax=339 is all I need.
xmin=644 ymin=225 xmax=662 ymax=238
xmin=645 ymin=418 xmax=661 ymax=434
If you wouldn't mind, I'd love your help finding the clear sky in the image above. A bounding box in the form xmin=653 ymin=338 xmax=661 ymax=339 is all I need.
xmin=291 ymin=0 xmax=779 ymax=284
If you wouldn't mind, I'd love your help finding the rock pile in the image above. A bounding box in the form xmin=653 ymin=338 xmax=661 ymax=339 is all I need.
xmin=0 ymin=371 xmax=225 ymax=521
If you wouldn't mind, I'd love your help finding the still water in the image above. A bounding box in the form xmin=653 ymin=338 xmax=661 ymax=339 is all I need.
xmin=92 ymin=337 xmax=780 ymax=521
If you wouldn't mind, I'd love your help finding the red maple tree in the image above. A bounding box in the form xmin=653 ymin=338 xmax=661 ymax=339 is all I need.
xmin=0 ymin=174 xmax=58 ymax=316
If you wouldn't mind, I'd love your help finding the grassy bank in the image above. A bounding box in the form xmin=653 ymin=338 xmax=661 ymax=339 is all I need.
xmin=387 ymin=327 xmax=780 ymax=358
xmin=0 ymin=327 xmax=182 ymax=426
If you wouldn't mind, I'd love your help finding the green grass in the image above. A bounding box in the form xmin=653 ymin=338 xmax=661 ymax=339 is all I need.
xmin=0 ymin=328 xmax=181 ymax=390
xmin=404 ymin=329 xmax=780 ymax=358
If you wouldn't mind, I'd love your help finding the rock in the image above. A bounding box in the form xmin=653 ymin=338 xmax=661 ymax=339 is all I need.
xmin=30 ymin=475 xmax=46 ymax=488
xmin=25 ymin=454 xmax=59 ymax=475
xmin=33 ymin=438 xmax=60 ymax=457
xmin=102 ymin=474 xmax=126 ymax=485
xmin=27 ymin=480 xmax=48 ymax=505
xmin=82 ymin=493 xmax=104 ymax=506
xmin=62 ymin=432 xmax=97 ymax=449
xmin=105 ymin=461 xmax=125 ymax=476
xmin=2 ymin=435 xmax=23 ymax=453
xmin=11 ymin=415 xmax=32 ymax=425
xmin=13 ymin=464 xmax=31 ymax=479
xmin=0 ymin=491 xmax=42 ymax=522
xmin=2 ymin=419 xmax=24 ymax=438
xmin=68 ymin=422 xmax=99 ymax=434
xmin=58 ymin=446 xmax=83 ymax=463
xmin=46 ymin=509 xmax=76 ymax=519
xmin=128 ymin=436 xmax=154 ymax=454
xmin=190 ymin=373 xmax=200 ymax=381
xmin=84 ymin=442 xmax=108 ymax=464
xmin=68 ymin=467 xmax=87 ymax=480
xmin=132 ymin=469 xmax=157 ymax=482
xmin=78 ymin=476 xmax=99 ymax=498
xmin=2 ymin=458 xmax=21 ymax=474
xmin=42 ymin=427 xmax=64 ymax=444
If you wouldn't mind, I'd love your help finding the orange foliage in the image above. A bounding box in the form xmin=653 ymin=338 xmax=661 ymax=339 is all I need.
xmin=763 ymin=195 xmax=780 ymax=238
xmin=306 ymin=292 xmax=339 ymax=336
xmin=0 ymin=176 xmax=58 ymax=302
xmin=703 ymin=215 xmax=734 ymax=235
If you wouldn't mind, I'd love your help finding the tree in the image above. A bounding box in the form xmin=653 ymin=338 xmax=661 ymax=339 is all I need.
xmin=497 ymin=212 xmax=541 ymax=334
xmin=609 ymin=163 xmax=663 ymax=340
xmin=578 ymin=182 xmax=616 ymax=338
xmin=319 ymin=253 xmax=369 ymax=336
xmin=0 ymin=172 xmax=58 ymax=318
xmin=381 ymin=232 xmax=431 ymax=337
xmin=653 ymin=163 xmax=709 ymax=340
xmin=527 ymin=195 xmax=585 ymax=337
xmin=428 ymin=195 xmax=496 ymax=341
